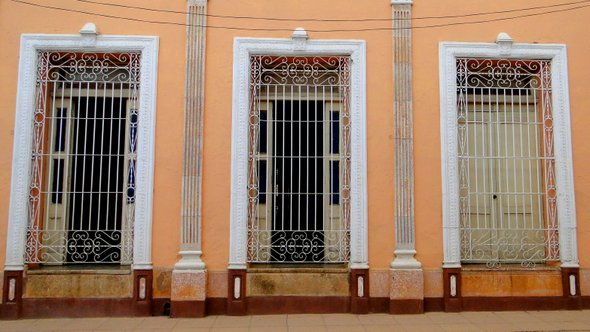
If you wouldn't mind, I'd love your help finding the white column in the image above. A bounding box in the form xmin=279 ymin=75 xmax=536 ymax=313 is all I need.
xmin=175 ymin=0 xmax=208 ymax=272
xmin=390 ymin=0 xmax=421 ymax=269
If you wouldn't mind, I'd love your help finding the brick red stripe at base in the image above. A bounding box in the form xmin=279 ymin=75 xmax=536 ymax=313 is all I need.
xmin=170 ymin=300 xmax=205 ymax=318
xmin=2 ymin=295 xmax=588 ymax=319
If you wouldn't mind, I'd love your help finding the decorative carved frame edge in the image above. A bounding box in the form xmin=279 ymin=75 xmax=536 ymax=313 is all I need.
xmin=439 ymin=41 xmax=578 ymax=268
xmin=5 ymin=34 xmax=159 ymax=271
xmin=229 ymin=37 xmax=368 ymax=269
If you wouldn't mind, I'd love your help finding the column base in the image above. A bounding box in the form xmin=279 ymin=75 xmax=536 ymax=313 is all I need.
xmin=390 ymin=249 xmax=422 ymax=269
xmin=174 ymin=251 xmax=206 ymax=271
xmin=170 ymin=269 xmax=207 ymax=317
xmin=389 ymin=269 xmax=424 ymax=314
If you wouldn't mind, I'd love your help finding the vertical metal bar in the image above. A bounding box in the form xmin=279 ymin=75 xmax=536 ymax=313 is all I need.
xmin=305 ymin=84 xmax=310 ymax=235
xmin=472 ymin=83 xmax=479 ymax=241
xmin=105 ymin=83 xmax=115 ymax=237
xmin=97 ymin=81 xmax=106 ymax=235
xmin=57 ymin=81 xmax=66 ymax=238
xmin=273 ymin=84 xmax=278 ymax=239
xmin=268 ymin=85 xmax=273 ymax=240
xmin=480 ymin=87 xmax=488 ymax=238
xmin=70 ymin=82 xmax=82 ymax=234
xmin=500 ymin=88 xmax=508 ymax=236
xmin=45 ymin=80 xmax=57 ymax=233
xmin=81 ymin=82 xmax=91 ymax=232
xmin=512 ymin=89 xmax=530 ymax=229
xmin=281 ymin=84 xmax=285 ymax=233
xmin=88 ymin=83 xmax=98 ymax=235
xmin=327 ymin=85 xmax=333 ymax=259
xmin=113 ymin=82 xmax=124 ymax=234
xmin=492 ymin=86 xmax=501 ymax=259
xmin=64 ymin=80 xmax=74 ymax=241
xmin=510 ymin=87 xmax=519 ymax=236
xmin=298 ymin=85 xmax=301 ymax=232
xmin=524 ymin=82 xmax=534 ymax=232
xmin=324 ymin=97 xmax=328 ymax=260
xmin=542 ymin=62 xmax=552 ymax=239
xmin=314 ymin=83 xmax=318 ymax=234
xmin=329 ymin=86 xmax=333 ymax=234
xmin=532 ymin=77 xmax=543 ymax=234
xmin=290 ymin=84 xmax=293 ymax=233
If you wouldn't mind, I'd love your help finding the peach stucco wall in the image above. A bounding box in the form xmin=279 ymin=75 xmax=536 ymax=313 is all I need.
xmin=1 ymin=0 xmax=589 ymax=289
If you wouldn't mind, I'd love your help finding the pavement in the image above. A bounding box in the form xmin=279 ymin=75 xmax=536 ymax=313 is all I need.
xmin=0 ymin=310 xmax=590 ymax=332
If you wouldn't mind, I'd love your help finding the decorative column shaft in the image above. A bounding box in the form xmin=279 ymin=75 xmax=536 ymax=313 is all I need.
xmin=389 ymin=0 xmax=423 ymax=315
xmin=176 ymin=0 xmax=207 ymax=271
xmin=171 ymin=0 xmax=208 ymax=317
xmin=391 ymin=0 xmax=420 ymax=270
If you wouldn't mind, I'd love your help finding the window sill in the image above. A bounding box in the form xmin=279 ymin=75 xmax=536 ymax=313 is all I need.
xmin=26 ymin=265 xmax=132 ymax=275
xmin=460 ymin=264 xmax=560 ymax=272
xmin=248 ymin=263 xmax=349 ymax=274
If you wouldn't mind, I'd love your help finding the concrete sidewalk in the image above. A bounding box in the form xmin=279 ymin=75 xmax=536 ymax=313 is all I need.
xmin=1 ymin=310 xmax=590 ymax=331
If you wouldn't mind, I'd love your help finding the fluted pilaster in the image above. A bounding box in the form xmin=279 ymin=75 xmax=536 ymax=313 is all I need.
xmin=391 ymin=0 xmax=420 ymax=269
xmin=175 ymin=0 xmax=207 ymax=271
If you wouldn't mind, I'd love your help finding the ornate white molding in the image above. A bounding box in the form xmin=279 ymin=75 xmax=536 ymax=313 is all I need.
xmin=175 ymin=0 xmax=207 ymax=272
xmin=5 ymin=32 xmax=159 ymax=271
xmin=439 ymin=40 xmax=578 ymax=268
xmin=229 ymin=37 xmax=368 ymax=270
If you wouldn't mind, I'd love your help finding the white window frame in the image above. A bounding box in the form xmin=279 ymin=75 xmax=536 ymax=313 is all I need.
xmin=439 ymin=40 xmax=578 ymax=268
xmin=229 ymin=37 xmax=368 ymax=269
xmin=5 ymin=34 xmax=159 ymax=271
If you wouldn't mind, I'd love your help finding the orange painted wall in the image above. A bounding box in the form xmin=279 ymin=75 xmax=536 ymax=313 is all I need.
xmin=0 ymin=0 xmax=589 ymax=283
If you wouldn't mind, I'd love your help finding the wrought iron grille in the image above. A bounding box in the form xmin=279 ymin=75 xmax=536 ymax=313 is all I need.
xmin=247 ymin=55 xmax=351 ymax=263
xmin=25 ymin=51 xmax=140 ymax=264
xmin=456 ymin=58 xmax=559 ymax=268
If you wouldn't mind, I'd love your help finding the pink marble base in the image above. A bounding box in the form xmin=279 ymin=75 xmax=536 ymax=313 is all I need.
xmin=390 ymin=269 xmax=424 ymax=300
xmin=171 ymin=270 xmax=207 ymax=301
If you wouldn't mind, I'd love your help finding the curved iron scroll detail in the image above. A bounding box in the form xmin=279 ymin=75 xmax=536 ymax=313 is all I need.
xmin=251 ymin=55 xmax=350 ymax=87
